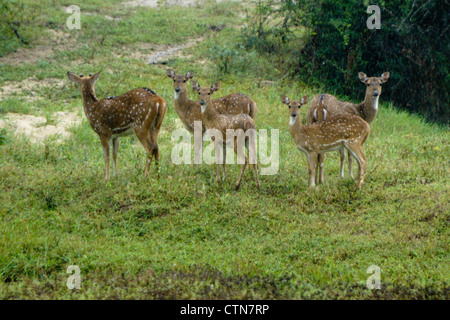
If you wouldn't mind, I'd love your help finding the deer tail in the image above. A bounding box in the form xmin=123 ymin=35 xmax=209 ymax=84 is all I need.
xmin=152 ymin=98 xmax=167 ymax=136
xmin=248 ymin=100 xmax=257 ymax=121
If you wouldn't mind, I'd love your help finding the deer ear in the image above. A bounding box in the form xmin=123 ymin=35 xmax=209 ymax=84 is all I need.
xmin=167 ymin=69 xmax=175 ymax=79
xmin=90 ymin=71 xmax=100 ymax=84
xmin=300 ymin=96 xmax=309 ymax=105
xmin=191 ymin=80 xmax=200 ymax=92
xmin=281 ymin=95 xmax=290 ymax=105
xmin=211 ymin=82 xmax=220 ymax=93
xmin=358 ymin=72 xmax=368 ymax=83
xmin=381 ymin=71 xmax=390 ymax=83
xmin=67 ymin=71 xmax=81 ymax=84
xmin=186 ymin=70 xmax=194 ymax=79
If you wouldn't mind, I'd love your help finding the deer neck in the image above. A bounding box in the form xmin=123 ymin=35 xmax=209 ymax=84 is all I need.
xmin=81 ymin=85 xmax=99 ymax=111
xmin=289 ymin=115 xmax=308 ymax=147
xmin=173 ymin=90 xmax=192 ymax=110
xmin=357 ymin=92 xmax=379 ymax=124
xmin=201 ymin=101 xmax=219 ymax=127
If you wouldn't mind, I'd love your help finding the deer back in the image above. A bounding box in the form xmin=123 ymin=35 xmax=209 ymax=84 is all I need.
xmin=87 ymin=87 xmax=165 ymax=137
xmin=307 ymin=94 xmax=358 ymax=124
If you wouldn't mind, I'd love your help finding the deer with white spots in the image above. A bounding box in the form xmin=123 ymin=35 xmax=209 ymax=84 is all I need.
xmin=307 ymin=72 xmax=389 ymax=183
xmin=67 ymin=71 xmax=166 ymax=180
xmin=192 ymin=81 xmax=260 ymax=190
xmin=281 ymin=94 xmax=370 ymax=189
xmin=166 ymin=69 xmax=257 ymax=163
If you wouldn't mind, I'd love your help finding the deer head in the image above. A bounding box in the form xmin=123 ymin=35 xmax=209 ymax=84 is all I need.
xmin=281 ymin=95 xmax=309 ymax=126
xmin=191 ymin=81 xmax=220 ymax=113
xmin=359 ymin=72 xmax=390 ymax=98
xmin=67 ymin=71 xmax=100 ymax=89
xmin=166 ymin=69 xmax=194 ymax=95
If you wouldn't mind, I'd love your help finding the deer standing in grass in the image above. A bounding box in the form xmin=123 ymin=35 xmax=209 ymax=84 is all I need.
xmin=307 ymin=72 xmax=390 ymax=183
xmin=192 ymin=80 xmax=260 ymax=190
xmin=166 ymin=69 xmax=257 ymax=164
xmin=281 ymin=94 xmax=370 ymax=189
xmin=67 ymin=71 xmax=166 ymax=180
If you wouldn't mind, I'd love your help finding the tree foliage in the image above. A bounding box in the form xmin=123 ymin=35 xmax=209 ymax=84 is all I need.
xmin=242 ymin=0 xmax=449 ymax=124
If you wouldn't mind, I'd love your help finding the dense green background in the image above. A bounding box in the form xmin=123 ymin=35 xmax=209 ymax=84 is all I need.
xmin=241 ymin=0 xmax=449 ymax=124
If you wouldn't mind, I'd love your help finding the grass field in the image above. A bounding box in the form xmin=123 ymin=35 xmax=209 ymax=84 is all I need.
xmin=0 ymin=0 xmax=449 ymax=299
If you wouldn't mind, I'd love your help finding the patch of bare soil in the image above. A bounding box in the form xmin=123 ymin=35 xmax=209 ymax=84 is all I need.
xmin=124 ymin=0 xmax=238 ymax=8
xmin=112 ymin=37 xmax=206 ymax=63
xmin=0 ymin=77 xmax=66 ymax=102
xmin=146 ymin=37 xmax=205 ymax=64
xmin=124 ymin=0 xmax=198 ymax=7
xmin=0 ymin=111 xmax=82 ymax=143
xmin=0 ymin=29 xmax=78 ymax=65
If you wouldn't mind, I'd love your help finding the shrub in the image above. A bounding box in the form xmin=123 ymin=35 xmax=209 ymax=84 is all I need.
xmin=241 ymin=0 xmax=450 ymax=124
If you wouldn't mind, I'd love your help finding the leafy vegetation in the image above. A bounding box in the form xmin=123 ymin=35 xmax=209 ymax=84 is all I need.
xmin=241 ymin=0 xmax=450 ymax=124
xmin=0 ymin=0 xmax=448 ymax=299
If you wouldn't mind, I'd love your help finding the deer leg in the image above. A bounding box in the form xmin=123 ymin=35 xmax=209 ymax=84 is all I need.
xmin=214 ymin=140 xmax=222 ymax=183
xmin=100 ymin=136 xmax=111 ymax=181
xmin=152 ymin=141 xmax=160 ymax=175
xmin=307 ymin=152 xmax=318 ymax=189
xmin=339 ymin=148 xmax=346 ymax=179
xmin=345 ymin=145 xmax=366 ymax=189
xmin=235 ymin=156 xmax=247 ymax=191
xmin=317 ymin=153 xmax=325 ymax=184
xmin=348 ymin=150 xmax=354 ymax=179
xmin=135 ymin=131 xmax=155 ymax=177
xmin=194 ymin=137 xmax=203 ymax=168
xmin=112 ymin=137 xmax=119 ymax=177
xmin=246 ymin=137 xmax=260 ymax=189
xmin=222 ymin=145 xmax=227 ymax=181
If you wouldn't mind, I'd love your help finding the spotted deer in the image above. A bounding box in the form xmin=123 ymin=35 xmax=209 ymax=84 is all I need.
xmin=192 ymin=80 xmax=260 ymax=190
xmin=166 ymin=69 xmax=257 ymax=163
xmin=67 ymin=71 xmax=166 ymax=180
xmin=307 ymin=72 xmax=389 ymax=182
xmin=281 ymin=94 xmax=370 ymax=189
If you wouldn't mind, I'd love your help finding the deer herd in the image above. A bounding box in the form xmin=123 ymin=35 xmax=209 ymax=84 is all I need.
xmin=67 ymin=69 xmax=390 ymax=191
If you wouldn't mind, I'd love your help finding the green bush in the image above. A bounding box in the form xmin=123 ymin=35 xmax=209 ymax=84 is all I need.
xmin=241 ymin=0 xmax=449 ymax=124
xmin=0 ymin=0 xmax=39 ymax=56
xmin=207 ymin=44 xmax=276 ymax=80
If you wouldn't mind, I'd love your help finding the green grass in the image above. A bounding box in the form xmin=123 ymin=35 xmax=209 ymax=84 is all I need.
xmin=0 ymin=0 xmax=449 ymax=299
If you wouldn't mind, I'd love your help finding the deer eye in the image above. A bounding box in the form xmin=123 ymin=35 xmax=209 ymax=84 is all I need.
xmin=89 ymin=73 xmax=93 ymax=76
xmin=183 ymin=80 xmax=186 ymax=83
xmin=288 ymin=105 xmax=291 ymax=108
xmin=79 ymin=73 xmax=84 ymax=77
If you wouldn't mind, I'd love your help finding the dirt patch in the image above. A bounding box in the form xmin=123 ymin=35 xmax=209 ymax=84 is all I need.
xmin=0 ymin=111 xmax=82 ymax=143
xmin=0 ymin=46 xmax=53 ymax=65
xmin=124 ymin=0 xmax=197 ymax=7
xmin=0 ymin=77 xmax=66 ymax=102
xmin=124 ymin=0 xmax=237 ymax=8
xmin=112 ymin=37 xmax=206 ymax=63
xmin=83 ymin=11 xmax=124 ymax=21
xmin=0 ymin=29 xmax=78 ymax=65
xmin=147 ymin=37 xmax=205 ymax=64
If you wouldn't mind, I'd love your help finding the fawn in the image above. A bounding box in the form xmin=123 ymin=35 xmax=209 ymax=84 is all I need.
xmin=67 ymin=71 xmax=166 ymax=180
xmin=281 ymin=94 xmax=370 ymax=189
xmin=166 ymin=69 xmax=257 ymax=163
xmin=307 ymin=72 xmax=389 ymax=182
xmin=192 ymin=80 xmax=260 ymax=190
